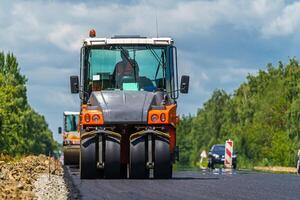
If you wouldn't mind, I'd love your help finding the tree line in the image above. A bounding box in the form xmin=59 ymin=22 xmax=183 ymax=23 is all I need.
xmin=177 ymin=59 xmax=300 ymax=168
xmin=0 ymin=52 xmax=58 ymax=155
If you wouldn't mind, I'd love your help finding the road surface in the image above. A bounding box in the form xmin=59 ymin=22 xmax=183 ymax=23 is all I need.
xmin=64 ymin=166 xmax=300 ymax=200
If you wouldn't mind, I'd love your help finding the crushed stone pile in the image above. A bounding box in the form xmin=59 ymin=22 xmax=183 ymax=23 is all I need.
xmin=0 ymin=155 xmax=63 ymax=199
xmin=34 ymin=173 xmax=68 ymax=200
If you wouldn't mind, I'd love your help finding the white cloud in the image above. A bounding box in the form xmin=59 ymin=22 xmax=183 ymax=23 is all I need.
xmin=27 ymin=85 xmax=78 ymax=108
xmin=24 ymin=66 xmax=75 ymax=86
xmin=47 ymin=24 xmax=84 ymax=52
xmin=219 ymin=67 xmax=257 ymax=84
xmin=262 ymin=2 xmax=300 ymax=37
xmin=1 ymin=0 xmax=296 ymax=53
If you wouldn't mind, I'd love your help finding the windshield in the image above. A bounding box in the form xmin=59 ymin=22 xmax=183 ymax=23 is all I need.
xmin=83 ymin=45 xmax=172 ymax=93
xmin=212 ymin=145 xmax=225 ymax=153
xmin=65 ymin=114 xmax=78 ymax=132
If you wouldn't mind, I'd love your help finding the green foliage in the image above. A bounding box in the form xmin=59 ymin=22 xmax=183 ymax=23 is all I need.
xmin=176 ymin=114 xmax=193 ymax=166
xmin=177 ymin=59 xmax=300 ymax=168
xmin=0 ymin=52 xmax=58 ymax=155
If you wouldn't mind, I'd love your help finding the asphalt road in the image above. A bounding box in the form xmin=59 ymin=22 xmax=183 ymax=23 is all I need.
xmin=65 ymin=166 xmax=300 ymax=200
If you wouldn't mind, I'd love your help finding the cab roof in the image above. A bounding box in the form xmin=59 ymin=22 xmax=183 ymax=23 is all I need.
xmin=63 ymin=111 xmax=79 ymax=115
xmin=83 ymin=37 xmax=174 ymax=46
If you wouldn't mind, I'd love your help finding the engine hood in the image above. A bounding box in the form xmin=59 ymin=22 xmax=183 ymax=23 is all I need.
xmin=88 ymin=91 xmax=164 ymax=124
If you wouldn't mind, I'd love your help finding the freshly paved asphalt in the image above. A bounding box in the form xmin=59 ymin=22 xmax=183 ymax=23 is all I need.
xmin=65 ymin=166 xmax=300 ymax=200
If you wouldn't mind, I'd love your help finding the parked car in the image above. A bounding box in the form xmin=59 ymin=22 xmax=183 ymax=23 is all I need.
xmin=207 ymin=144 xmax=237 ymax=169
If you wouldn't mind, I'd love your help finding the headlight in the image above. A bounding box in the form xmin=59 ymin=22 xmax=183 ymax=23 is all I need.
xmin=212 ymin=153 xmax=219 ymax=158
xmin=151 ymin=114 xmax=159 ymax=122
xmin=232 ymin=154 xmax=237 ymax=158
xmin=92 ymin=114 xmax=100 ymax=123
xmin=160 ymin=113 xmax=166 ymax=122
xmin=84 ymin=114 xmax=91 ymax=123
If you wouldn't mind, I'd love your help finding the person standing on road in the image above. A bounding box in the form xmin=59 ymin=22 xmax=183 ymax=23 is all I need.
xmin=297 ymin=149 xmax=300 ymax=175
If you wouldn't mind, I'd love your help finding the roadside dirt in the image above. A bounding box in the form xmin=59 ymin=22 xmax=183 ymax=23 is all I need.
xmin=254 ymin=166 xmax=297 ymax=174
xmin=0 ymin=155 xmax=63 ymax=199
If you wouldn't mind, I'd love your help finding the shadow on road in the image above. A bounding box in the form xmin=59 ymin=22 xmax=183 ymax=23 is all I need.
xmin=172 ymin=177 xmax=220 ymax=180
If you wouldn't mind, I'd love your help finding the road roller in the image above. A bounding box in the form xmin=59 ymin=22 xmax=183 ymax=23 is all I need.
xmin=70 ymin=30 xmax=189 ymax=179
xmin=58 ymin=111 xmax=80 ymax=165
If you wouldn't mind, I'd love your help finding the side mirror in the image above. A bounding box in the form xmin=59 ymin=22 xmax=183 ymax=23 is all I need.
xmin=58 ymin=127 xmax=62 ymax=134
xmin=70 ymin=75 xmax=79 ymax=93
xmin=180 ymin=75 xmax=190 ymax=94
xmin=208 ymin=151 xmax=212 ymax=155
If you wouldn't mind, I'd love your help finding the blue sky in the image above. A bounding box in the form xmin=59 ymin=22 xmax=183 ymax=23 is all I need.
xmin=1 ymin=0 xmax=300 ymax=142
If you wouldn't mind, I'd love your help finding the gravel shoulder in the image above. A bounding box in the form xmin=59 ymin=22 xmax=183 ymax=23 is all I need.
xmin=34 ymin=173 xmax=68 ymax=200
xmin=0 ymin=155 xmax=68 ymax=200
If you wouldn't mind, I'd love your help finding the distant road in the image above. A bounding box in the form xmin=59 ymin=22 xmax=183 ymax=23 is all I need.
xmin=65 ymin=166 xmax=300 ymax=200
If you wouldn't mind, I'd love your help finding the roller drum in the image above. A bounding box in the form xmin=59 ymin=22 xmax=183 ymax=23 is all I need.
xmin=63 ymin=145 xmax=80 ymax=165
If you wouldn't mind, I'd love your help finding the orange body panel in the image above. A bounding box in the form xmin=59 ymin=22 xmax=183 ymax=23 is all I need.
xmin=80 ymin=105 xmax=104 ymax=126
xmin=63 ymin=132 xmax=80 ymax=145
xmin=147 ymin=104 xmax=177 ymax=126
xmin=148 ymin=104 xmax=177 ymax=154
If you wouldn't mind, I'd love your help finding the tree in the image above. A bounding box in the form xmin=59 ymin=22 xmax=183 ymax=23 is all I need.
xmin=0 ymin=52 xmax=58 ymax=155
xmin=177 ymin=59 xmax=300 ymax=167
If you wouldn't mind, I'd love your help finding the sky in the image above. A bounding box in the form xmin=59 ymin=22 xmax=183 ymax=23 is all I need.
xmin=1 ymin=0 xmax=300 ymax=142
